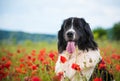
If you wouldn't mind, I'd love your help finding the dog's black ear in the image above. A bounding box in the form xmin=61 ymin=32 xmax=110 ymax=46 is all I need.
xmin=80 ymin=18 xmax=94 ymax=39
xmin=58 ymin=21 xmax=67 ymax=53
xmin=78 ymin=18 xmax=98 ymax=50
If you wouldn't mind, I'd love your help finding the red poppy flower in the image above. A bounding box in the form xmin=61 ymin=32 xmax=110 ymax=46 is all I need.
xmin=58 ymin=72 xmax=63 ymax=79
xmin=115 ymin=64 xmax=120 ymax=72
xmin=38 ymin=57 xmax=44 ymax=62
xmin=28 ymin=55 xmax=32 ymax=60
xmin=32 ymin=52 xmax=36 ymax=56
xmin=1 ymin=56 xmax=7 ymax=61
xmin=15 ymin=67 xmax=23 ymax=73
xmin=98 ymin=59 xmax=106 ymax=70
xmin=4 ymin=60 xmax=12 ymax=69
xmin=98 ymin=63 xmax=106 ymax=70
xmin=111 ymin=54 xmax=120 ymax=60
xmin=31 ymin=65 xmax=37 ymax=70
xmin=53 ymin=72 xmax=63 ymax=81
xmin=49 ymin=52 xmax=55 ymax=59
xmin=32 ymin=58 xmax=36 ymax=62
xmin=71 ymin=63 xmax=81 ymax=71
xmin=60 ymin=56 xmax=67 ymax=63
xmin=20 ymin=58 xmax=24 ymax=62
xmin=20 ymin=63 xmax=25 ymax=68
xmin=58 ymin=72 xmax=63 ymax=76
xmin=93 ymin=77 xmax=102 ymax=81
xmin=0 ymin=70 xmax=8 ymax=80
xmin=0 ymin=64 xmax=4 ymax=70
xmin=31 ymin=76 xmax=41 ymax=81
xmin=39 ymin=49 xmax=46 ymax=56
xmin=27 ymin=61 xmax=32 ymax=66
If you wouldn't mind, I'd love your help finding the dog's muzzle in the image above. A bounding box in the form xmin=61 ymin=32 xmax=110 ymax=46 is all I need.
xmin=66 ymin=31 xmax=75 ymax=41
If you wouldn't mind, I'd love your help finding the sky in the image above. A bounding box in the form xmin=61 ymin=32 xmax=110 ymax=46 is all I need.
xmin=0 ymin=0 xmax=120 ymax=34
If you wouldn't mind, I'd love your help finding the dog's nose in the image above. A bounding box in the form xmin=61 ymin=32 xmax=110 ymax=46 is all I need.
xmin=67 ymin=32 xmax=73 ymax=38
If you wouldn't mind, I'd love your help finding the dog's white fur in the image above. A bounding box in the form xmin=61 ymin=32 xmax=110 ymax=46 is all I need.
xmin=55 ymin=48 xmax=102 ymax=81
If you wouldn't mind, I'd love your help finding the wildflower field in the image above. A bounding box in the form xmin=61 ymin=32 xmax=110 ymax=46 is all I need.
xmin=0 ymin=40 xmax=120 ymax=81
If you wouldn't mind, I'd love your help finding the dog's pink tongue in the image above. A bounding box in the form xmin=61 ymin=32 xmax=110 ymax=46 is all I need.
xmin=66 ymin=42 xmax=75 ymax=54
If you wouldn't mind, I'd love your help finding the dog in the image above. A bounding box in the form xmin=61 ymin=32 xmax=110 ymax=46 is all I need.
xmin=55 ymin=17 xmax=114 ymax=81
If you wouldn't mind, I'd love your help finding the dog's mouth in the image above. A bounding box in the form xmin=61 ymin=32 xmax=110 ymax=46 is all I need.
xmin=66 ymin=41 xmax=75 ymax=54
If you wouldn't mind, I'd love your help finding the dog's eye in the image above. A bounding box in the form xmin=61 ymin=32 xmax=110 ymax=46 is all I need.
xmin=64 ymin=26 xmax=70 ymax=29
xmin=74 ymin=25 xmax=79 ymax=29
xmin=74 ymin=25 xmax=81 ymax=31
xmin=74 ymin=22 xmax=79 ymax=27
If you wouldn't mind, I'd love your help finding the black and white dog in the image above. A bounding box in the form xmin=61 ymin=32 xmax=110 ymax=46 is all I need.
xmin=55 ymin=17 xmax=114 ymax=81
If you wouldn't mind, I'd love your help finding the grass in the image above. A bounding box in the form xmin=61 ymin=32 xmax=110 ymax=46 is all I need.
xmin=0 ymin=40 xmax=120 ymax=81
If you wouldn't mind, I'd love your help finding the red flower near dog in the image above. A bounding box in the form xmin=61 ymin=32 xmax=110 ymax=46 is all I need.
xmin=60 ymin=56 xmax=67 ymax=63
xmin=98 ymin=59 xmax=106 ymax=70
xmin=93 ymin=77 xmax=102 ymax=81
xmin=53 ymin=72 xmax=63 ymax=81
xmin=31 ymin=76 xmax=42 ymax=81
xmin=71 ymin=63 xmax=81 ymax=71
xmin=98 ymin=63 xmax=106 ymax=70
xmin=57 ymin=71 xmax=63 ymax=79
xmin=116 ymin=64 xmax=120 ymax=72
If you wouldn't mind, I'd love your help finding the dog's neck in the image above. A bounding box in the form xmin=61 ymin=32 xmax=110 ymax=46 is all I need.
xmin=60 ymin=46 xmax=87 ymax=60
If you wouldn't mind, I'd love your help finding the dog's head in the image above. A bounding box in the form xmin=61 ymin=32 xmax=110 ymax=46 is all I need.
xmin=58 ymin=17 xmax=98 ymax=53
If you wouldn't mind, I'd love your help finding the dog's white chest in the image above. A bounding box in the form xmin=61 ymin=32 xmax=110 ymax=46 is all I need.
xmin=55 ymin=50 xmax=102 ymax=81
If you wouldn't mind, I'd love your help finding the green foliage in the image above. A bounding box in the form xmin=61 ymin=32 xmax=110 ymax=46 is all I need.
xmin=92 ymin=22 xmax=120 ymax=41
xmin=93 ymin=27 xmax=107 ymax=40
xmin=0 ymin=30 xmax=57 ymax=43
xmin=112 ymin=22 xmax=120 ymax=40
